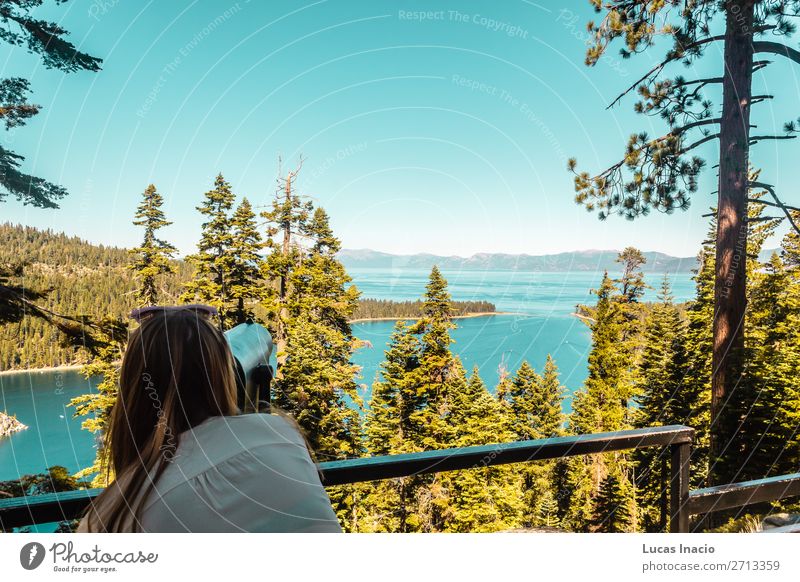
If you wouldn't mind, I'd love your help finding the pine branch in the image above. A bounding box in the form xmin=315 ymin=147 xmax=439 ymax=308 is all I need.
xmin=752 ymin=60 xmax=772 ymax=72
xmin=749 ymin=181 xmax=800 ymax=237
xmin=747 ymin=198 xmax=800 ymax=212
xmin=681 ymin=132 xmax=720 ymax=153
xmin=751 ymin=94 xmax=774 ymax=105
xmin=607 ymin=35 xmax=727 ymax=109
xmin=590 ymin=123 xmax=720 ymax=179
xmin=754 ymin=40 xmax=800 ymax=66
xmin=678 ymin=117 xmax=721 ymax=134
xmin=677 ymin=77 xmax=723 ymax=87
xmin=749 ymin=134 xmax=797 ymax=145
xmin=608 ymin=26 xmax=775 ymax=110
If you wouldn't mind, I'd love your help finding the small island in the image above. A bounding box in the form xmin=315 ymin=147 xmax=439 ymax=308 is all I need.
xmin=0 ymin=411 xmax=27 ymax=439
xmin=351 ymin=298 xmax=503 ymax=323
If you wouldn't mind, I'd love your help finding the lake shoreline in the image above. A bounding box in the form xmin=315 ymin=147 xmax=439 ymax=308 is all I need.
xmin=0 ymin=313 xmax=520 ymax=374
xmin=571 ymin=312 xmax=594 ymax=324
xmin=350 ymin=311 xmax=521 ymax=324
xmin=3 ymin=312 xmax=545 ymax=375
xmin=0 ymin=364 xmax=84 ymax=377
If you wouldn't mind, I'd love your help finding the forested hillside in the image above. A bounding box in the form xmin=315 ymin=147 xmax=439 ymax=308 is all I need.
xmin=0 ymin=223 xmax=192 ymax=370
xmin=0 ymin=223 xmax=495 ymax=370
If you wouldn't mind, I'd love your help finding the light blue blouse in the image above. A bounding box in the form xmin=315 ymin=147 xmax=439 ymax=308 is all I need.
xmin=137 ymin=413 xmax=343 ymax=532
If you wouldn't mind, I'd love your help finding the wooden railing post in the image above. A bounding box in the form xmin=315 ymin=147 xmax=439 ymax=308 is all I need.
xmin=670 ymin=441 xmax=691 ymax=533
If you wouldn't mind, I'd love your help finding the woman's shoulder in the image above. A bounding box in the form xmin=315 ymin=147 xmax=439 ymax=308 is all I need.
xmin=190 ymin=412 xmax=305 ymax=450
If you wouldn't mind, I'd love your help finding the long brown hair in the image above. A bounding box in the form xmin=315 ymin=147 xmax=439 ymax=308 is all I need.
xmin=80 ymin=308 xmax=239 ymax=532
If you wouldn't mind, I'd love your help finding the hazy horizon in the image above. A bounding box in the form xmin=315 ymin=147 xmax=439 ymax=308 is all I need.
xmin=2 ymin=220 xmax=718 ymax=260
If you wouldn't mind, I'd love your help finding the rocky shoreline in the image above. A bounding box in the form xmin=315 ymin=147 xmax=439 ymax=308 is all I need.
xmin=0 ymin=363 xmax=84 ymax=377
xmin=0 ymin=411 xmax=27 ymax=438
xmin=349 ymin=311 xmax=520 ymax=324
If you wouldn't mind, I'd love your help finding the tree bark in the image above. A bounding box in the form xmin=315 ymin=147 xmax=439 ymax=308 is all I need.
xmin=711 ymin=0 xmax=754 ymax=485
xmin=274 ymin=172 xmax=293 ymax=380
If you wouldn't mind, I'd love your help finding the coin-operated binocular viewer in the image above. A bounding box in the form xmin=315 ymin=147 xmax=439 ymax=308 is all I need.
xmin=224 ymin=320 xmax=274 ymax=413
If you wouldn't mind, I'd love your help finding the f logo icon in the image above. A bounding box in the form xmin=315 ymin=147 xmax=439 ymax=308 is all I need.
xmin=20 ymin=542 xmax=45 ymax=570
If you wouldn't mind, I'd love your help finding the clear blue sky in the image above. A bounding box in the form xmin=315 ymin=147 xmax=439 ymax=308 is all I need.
xmin=2 ymin=0 xmax=799 ymax=257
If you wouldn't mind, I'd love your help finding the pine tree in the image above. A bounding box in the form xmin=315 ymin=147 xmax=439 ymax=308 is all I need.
xmin=289 ymin=208 xmax=360 ymax=330
xmin=739 ymin=251 xmax=800 ymax=482
xmin=181 ymin=173 xmax=236 ymax=329
xmin=781 ymin=210 xmax=800 ymax=268
xmin=592 ymin=472 xmax=634 ymax=533
xmin=365 ymin=321 xmax=420 ymax=457
xmin=361 ymin=320 xmax=422 ymax=532
xmin=400 ymin=266 xmax=460 ymax=531
xmin=560 ymin=455 xmax=595 ymax=532
xmin=227 ymin=197 xmax=265 ymax=324
xmin=503 ymin=361 xmax=543 ymax=441
xmin=634 ymin=275 xmax=687 ymax=419
xmin=501 ymin=357 xmax=566 ymax=527
xmin=713 ymin=189 xmax=782 ymax=484
xmin=681 ymin=222 xmax=716 ymax=487
xmin=406 ymin=266 xmax=458 ymax=449
xmin=267 ymin=203 xmax=364 ymax=531
xmin=272 ymin=206 xmax=362 ymax=460
xmin=565 ymin=271 xmax=636 ymax=531
xmin=274 ymin=316 xmax=362 ymax=460
xmin=533 ymin=356 xmax=567 ymax=439
xmin=570 ymin=273 xmax=630 ymax=435
xmin=537 ymin=491 xmax=561 ymax=529
xmin=442 ymin=366 xmax=522 ymax=532
xmin=616 ymin=247 xmax=648 ymax=303
xmin=777 ymin=222 xmax=800 ymax=477
xmin=68 ymin=317 xmax=128 ymax=486
xmin=261 ymin=163 xmax=313 ymax=372
xmin=566 ymin=0 xmax=800 ymax=485
xmin=633 ymin=275 xmax=689 ymax=531
xmin=128 ymin=184 xmax=176 ymax=307
xmin=361 ymin=267 xmax=467 ymax=532
xmin=412 ymin=266 xmax=455 ymax=378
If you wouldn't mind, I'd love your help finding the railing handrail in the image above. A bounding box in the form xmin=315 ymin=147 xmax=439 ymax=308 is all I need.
xmin=687 ymin=472 xmax=800 ymax=516
xmin=320 ymin=424 xmax=694 ymax=485
xmin=0 ymin=425 xmax=694 ymax=530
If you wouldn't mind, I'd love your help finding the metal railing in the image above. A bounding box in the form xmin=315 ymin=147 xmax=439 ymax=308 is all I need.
xmin=687 ymin=472 xmax=800 ymax=527
xmin=1 ymin=424 xmax=798 ymax=532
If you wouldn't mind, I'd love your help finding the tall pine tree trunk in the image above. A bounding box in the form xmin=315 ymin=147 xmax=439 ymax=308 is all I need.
xmin=217 ymin=255 xmax=227 ymax=331
xmin=275 ymin=173 xmax=293 ymax=379
xmin=711 ymin=0 xmax=754 ymax=486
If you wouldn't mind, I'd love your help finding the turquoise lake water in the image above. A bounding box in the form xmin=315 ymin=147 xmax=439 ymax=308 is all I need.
xmin=349 ymin=268 xmax=694 ymax=399
xmin=0 ymin=268 xmax=695 ymax=481
xmin=0 ymin=369 xmax=101 ymax=481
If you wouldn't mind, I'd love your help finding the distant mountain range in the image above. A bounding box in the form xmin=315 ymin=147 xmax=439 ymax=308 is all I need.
xmin=338 ymin=248 xmax=782 ymax=273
